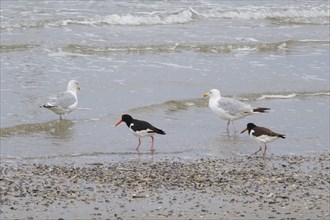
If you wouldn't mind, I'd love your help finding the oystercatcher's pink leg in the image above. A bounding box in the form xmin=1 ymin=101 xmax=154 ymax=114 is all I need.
xmin=150 ymin=136 xmax=155 ymax=151
xmin=136 ymin=138 xmax=141 ymax=151
xmin=248 ymin=146 xmax=262 ymax=159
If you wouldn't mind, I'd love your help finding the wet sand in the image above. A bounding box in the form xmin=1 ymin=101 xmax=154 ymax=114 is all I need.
xmin=1 ymin=154 xmax=329 ymax=219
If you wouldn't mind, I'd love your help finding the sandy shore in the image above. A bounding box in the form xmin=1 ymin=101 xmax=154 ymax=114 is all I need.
xmin=1 ymin=154 xmax=329 ymax=219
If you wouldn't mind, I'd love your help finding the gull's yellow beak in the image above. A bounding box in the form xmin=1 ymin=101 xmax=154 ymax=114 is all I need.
xmin=202 ymin=92 xmax=209 ymax=97
xmin=241 ymin=128 xmax=248 ymax=134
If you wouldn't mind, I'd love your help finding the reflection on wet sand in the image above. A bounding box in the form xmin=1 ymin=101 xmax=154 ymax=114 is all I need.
xmin=136 ymin=149 xmax=155 ymax=162
xmin=47 ymin=120 xmax=74 ymax=140
xmin=0 ymin=120 xmax=74 ymax=140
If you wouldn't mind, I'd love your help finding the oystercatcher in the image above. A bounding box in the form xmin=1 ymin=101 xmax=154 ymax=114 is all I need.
xmin=40 ymin=80 xmax=80 ymax=120
xmin=114 ymin=114 xmax=166 ymax=151
xmin=241 ymin=123 xmax=285 ymax=159
xmin=203 ymin=89 xmax=270 ymax=133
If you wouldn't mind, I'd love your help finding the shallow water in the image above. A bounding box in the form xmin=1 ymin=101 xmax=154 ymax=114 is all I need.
xmin=1 ymin=0 xmax=329 ymax=164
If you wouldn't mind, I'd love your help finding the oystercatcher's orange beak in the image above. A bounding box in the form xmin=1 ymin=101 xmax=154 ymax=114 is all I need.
xmin=114 ymin=119 xmax=123 ymax=127
xmin=202 ymin=92 xmax=209 ymax=97
xmin=241 ymin=128 xmax=248 ymax=134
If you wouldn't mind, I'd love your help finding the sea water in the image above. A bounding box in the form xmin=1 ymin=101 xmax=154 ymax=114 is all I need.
xmin=1 ymin=0 xmax=329 ymax=164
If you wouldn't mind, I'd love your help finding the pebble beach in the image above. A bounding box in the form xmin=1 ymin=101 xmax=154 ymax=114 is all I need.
xmin=1 ymin=154 xmax=329 ymax=219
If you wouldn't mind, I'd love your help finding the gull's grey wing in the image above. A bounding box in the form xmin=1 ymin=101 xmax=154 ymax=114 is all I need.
xmin=47 ymin=91 xmax=76 ymax=108
xmin=217 ymin=97 xmax=252 ymax=116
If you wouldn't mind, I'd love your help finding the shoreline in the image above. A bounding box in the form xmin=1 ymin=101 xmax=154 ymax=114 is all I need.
xmin=1 ymin=154 xmax=329 ymax=219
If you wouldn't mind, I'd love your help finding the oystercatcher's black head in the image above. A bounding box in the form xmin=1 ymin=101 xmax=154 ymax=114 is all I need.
xmin=115 ymin=114 xmax=134 ymax=127
xmin=241 ymin=123 xmax=257 ymax=134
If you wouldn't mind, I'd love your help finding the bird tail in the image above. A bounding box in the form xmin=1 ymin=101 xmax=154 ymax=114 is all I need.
xmin=253 ymin=107 xmax=270 ymax=113
xmin=278 ymin=134 xmax=286 ymax=139
xmin=155 ymin=128 xmax=166 ymax=135
xmin=40 ymin=104 xmax=52 ymax=109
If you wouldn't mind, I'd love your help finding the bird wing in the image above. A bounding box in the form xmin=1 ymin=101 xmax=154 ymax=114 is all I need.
xmin=217 ymin=97 xmax=252 ymax=116
xmin=131 ymin=119 xmax=158 ymax=133
xmin=47 ymin=91 xmax=77 ymax=109
xmin=253 ymin=126 xmax=283 ymax=137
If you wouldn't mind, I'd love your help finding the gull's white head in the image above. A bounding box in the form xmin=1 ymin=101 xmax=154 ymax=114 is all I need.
xmin=203 ymin=89 xmax=221 ymax=99
xmin=67 ymin=80 xmax=80 ymax=93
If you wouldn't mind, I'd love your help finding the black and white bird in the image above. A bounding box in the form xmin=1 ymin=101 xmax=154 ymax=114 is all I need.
xmin=114 ymin=114 xmax=166 ymax=151
xmin=241 ymin=123 xmax=285 ymax=159
xmin=203 ymin=89 xmax=270 ymax=133
xmin=40 ymin=80 xmax=80 ymax=120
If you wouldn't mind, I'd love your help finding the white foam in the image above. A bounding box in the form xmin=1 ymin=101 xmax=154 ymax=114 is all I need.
xmin=202 ymin=5 xmax=330 ymax=24
xmin=2 ymin=4 xmax=328 ymax=30
xmin=184 ymin=102 xmax=195 ymax=107
xmin=65 ymin=8 xmax=195 ymax=26
xmin=257 ymin=94 xmax=296 ymax=100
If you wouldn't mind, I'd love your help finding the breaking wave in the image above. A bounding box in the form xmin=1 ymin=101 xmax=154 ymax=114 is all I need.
xmin=1 ymin=40 xmax=328 ymax=55
xmin=127 ymin=91 xmax=330 ymax=115
xmin=0 ymin=8 xmax=196 ymax=29
xmin=201 ymin=5 xmax=330 ymax=25
xmin=57 ymin=40 xmax=329 ymax=55
xmin=0 ymin=44 xmax=40 ymax=52
xmin=1 ymin=4 xmax=328 ymax=30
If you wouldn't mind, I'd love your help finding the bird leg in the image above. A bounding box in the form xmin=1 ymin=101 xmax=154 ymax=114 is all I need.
xmin=263 ymin=144 xmax=268 ymax=159
xmin=60 ymin=115 xmax=63 ymax=120
xmin=226 ymin=121 xmax=237 ymax=133
xmin=150 ymin=136 xmax=155 ymax=152
xmin=136 ymin=138 xmax=142 ymax=151
xmin=226 ymin=121 xmax=230 ymax=133
xmin=248 ymin=146 xmax=262 ymax=158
